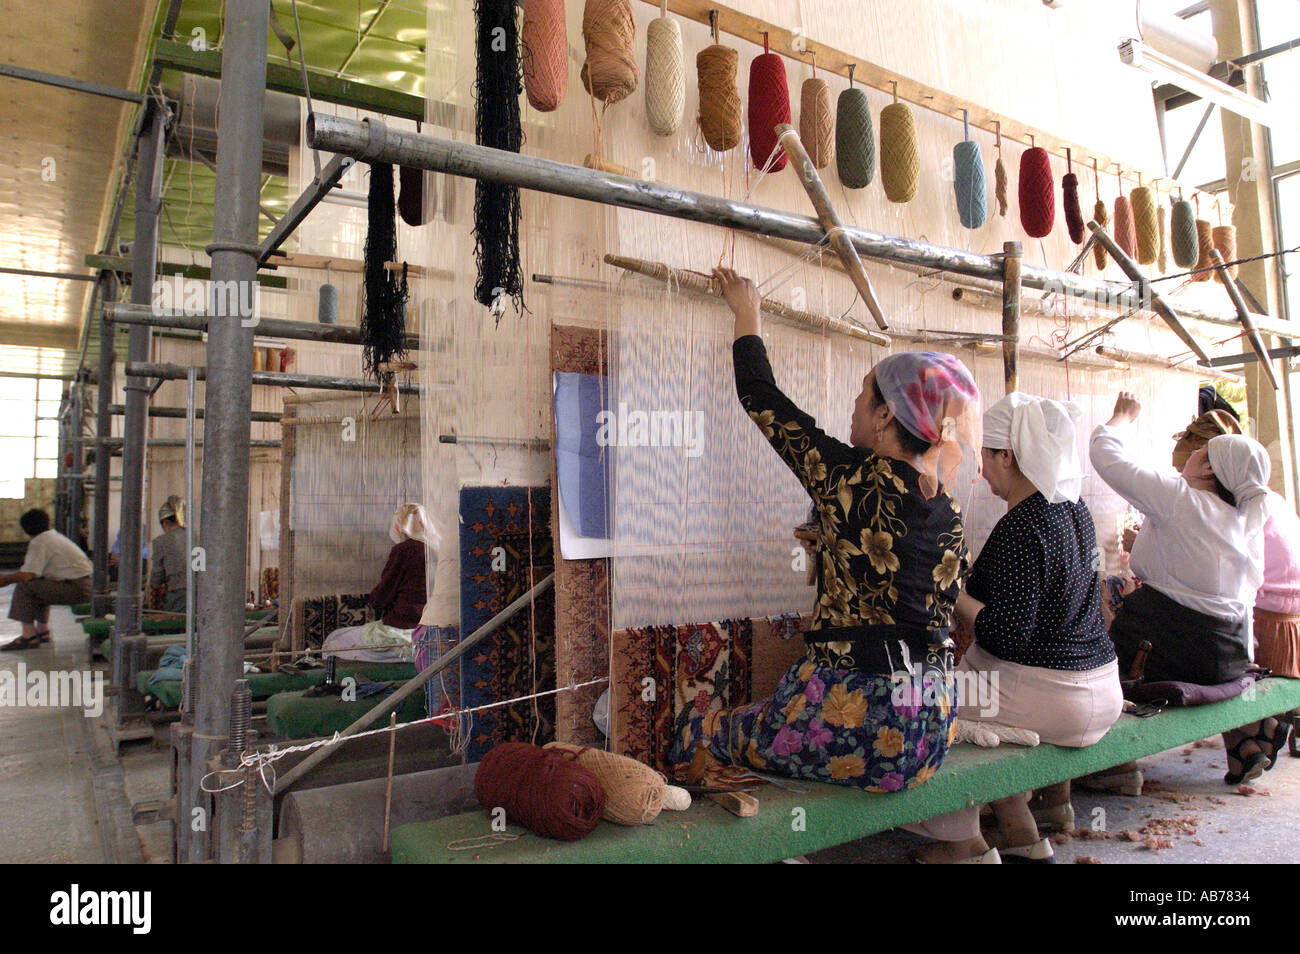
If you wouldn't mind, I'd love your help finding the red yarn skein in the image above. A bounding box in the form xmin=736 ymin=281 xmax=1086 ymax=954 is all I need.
xmin=1018 ymin=146 xmax=1055 ymax=238
xmin=748 ymin=37 xmax=790 ymax=172
xmin=474 ymin=742 xmax=605 ymax=842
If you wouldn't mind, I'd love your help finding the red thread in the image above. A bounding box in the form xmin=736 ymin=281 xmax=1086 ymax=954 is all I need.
xmin=474 ymin=742 xmax=605 ymax=842
xmin=1018 ymin=146 xmax=1055 ymax=238
xmin=748 ymin=50 xmax=790 ymax=172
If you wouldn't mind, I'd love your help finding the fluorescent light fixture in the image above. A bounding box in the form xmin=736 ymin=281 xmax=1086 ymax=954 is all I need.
xmin=1119 ymin=38 xmax=1294 ymax=132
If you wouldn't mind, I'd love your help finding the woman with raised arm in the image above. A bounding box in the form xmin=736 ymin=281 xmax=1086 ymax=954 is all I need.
xmin=670 ymin=268 xmax=982 ymax=794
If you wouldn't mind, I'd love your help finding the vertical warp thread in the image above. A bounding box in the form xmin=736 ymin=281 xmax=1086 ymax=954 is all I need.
xmin=522 ymin=0 xmax=568 ymax=112
xmin=697 ymin=44 xmax=741 ymax=152
xmin=361 ymin=163 xmax=408 ymax=379
xmin=473 ymin=0 xmax=525 ymax=313
xmin=581 ymin=0 xmax=639 ymax=105
xmin=645 ymin=12 xmax=684 ymax=136
xmin=800 ymin=76 xmax=834 ymax=169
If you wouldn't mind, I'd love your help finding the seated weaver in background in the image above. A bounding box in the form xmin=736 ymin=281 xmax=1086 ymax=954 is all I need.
xmin=669 ymin=268 xmax=982 ymax=792
xmin=149 ymin=495 xmax=188 ymax=614
xmin=909 ymin=393 xmax=1122 ymax=864
xmin=322 ymin=503 xmax=437 ymax=663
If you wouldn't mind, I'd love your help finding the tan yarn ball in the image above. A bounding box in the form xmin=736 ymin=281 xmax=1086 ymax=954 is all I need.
xmin=1212 ymin=224 xmax=1238 ymax=283
xmin=545 ymin=742 xmax=666 ymax=826
xmin=880 ymin=101 xmax=919 ymax=203
xmin=1092 ymin=200 xmax=1110 ymax=269
xmin=1131 ymin=186 xmax=1159 ymax=266
xmin=521 ymin=0 xmax=568 ymax=112
xmin=800 ymin=77 xmax=834 ymax=169
xmin=696 ymin=44 xmax=742 ymax=152
xmin=1193 ymin=218 xmax=1215 ymax=281
xmin=645 ymin=15 xmax=684 ymax=136
xmin=581 ymin=0 xmax=639 ymax=105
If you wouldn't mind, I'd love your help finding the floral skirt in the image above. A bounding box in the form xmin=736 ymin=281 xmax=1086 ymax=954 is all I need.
xmin=672 ymin=654 xmax=957 ymax=792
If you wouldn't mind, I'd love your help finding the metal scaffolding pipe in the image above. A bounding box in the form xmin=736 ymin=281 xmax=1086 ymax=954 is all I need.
xmin=105 ymin=302 xmax=419 ymax=349
xmin=192 ymin=0 xmax=268 ymax=867
xmin=114 ymin=101 xmax=165 ymax=692
xmin=126 ymin=361 xmax=420 ymax=395
xmin=95 ymin=437 xmax=282 ymax=449
xmin=0 ymin=265 xmax=98 ymax=281
xmin=306 ymin=114 xmax=1256 ymax=338
xmin=0 ymin=62 xmax=145 ymax=103
xmin=107 ymin=404 xmax=284 ymax=423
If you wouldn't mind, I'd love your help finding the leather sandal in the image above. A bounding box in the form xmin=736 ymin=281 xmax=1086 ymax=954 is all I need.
xmin=1001 ymin=837 xmax=1056 ymax=864
xmin=3 ymin=633 xmax=42 ymax=650
xmin=1224 ymin=737 xmax=1270 ymax=785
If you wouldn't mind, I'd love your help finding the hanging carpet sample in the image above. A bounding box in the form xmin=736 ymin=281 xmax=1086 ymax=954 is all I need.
xmin=459 ymin=485 xmax=556 ymax=761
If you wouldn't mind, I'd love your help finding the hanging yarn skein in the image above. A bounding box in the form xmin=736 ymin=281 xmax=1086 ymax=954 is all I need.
xmin=1062 ymin=149 xmax=1084 ymax=244
xmin=360 ymin=163 xmax=408 ymax=380
xmin=696 ymin=15 xmax=741 ymax=152
xmin=994 ymin=122 xmax=1008 ymax=218
xmin=1193 ymin=214 xmax=1215 ymax=282
xmin=1212 ymin=223 xmax=1238 ymax=283
xmin=473 ymin=0 xmax=525 ymax=315
xmin=836 ymin=64 xmax=874 ymax=188
xmin=799 ymin=54 xmax=834 ymax=169
xmin=1131 ymin=182 xmax=1158 ymax=266
xmin=1018 ymin=140 xmax=1054 ymax=238
xmin=1170 ymin=194 xmax=1199 ymax=268
xmin=398 ymin=164 xmax=432 ymax=227
xmin=952 ymin=109 xmax=986 ymax=229
xmin=521 ymin=0 xmax=568 ymax=112
xmin=581 ymin=0 xmax=639 ymax=106
xmin=1113 ymin=188 xmax=1136 ymax=257
xmin=474 ymin=743 xmax=605 ymax=842
xmin=880 ymin=83 xmax=918 ymax=204
xmin=1089 ymin=159 xmax=1108 ymax=268
xmin=748 ymin=33 xmax=790 ymax=172
xmin=644 ymin=1 xmax=684 ymax=136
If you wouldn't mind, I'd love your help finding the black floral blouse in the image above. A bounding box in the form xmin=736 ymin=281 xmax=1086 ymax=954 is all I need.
xmin=734 ymin=336 xmax=967 ymax=671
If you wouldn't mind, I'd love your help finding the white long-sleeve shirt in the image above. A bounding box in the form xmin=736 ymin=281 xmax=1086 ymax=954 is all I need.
xmin=1090 ymin=423 xmax=1258 ymax=626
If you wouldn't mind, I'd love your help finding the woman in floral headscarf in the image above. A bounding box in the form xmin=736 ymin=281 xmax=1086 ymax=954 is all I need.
xmin=669 ymin=269 xmax=982 ymax=793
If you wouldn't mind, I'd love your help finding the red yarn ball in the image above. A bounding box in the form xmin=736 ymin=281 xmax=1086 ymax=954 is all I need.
xmin=1018 ymin=146 xmax=1055 ymax=238
xmin=474 ymin=742 xmax=605 ymax=842
xmin=748 ymin=52 xmax=790 ymax=173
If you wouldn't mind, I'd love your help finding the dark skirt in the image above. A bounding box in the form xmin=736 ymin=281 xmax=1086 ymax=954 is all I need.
xmin=1110 ymin=585 xmax=1249 ymax=685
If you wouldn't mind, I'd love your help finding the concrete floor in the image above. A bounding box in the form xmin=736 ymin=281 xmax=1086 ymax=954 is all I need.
xmin=1 ymin=582 xmax=1297 ymax=864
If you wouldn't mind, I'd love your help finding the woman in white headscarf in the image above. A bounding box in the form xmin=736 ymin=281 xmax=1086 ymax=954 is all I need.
xmin=321 ymin=503 xmax=439 ymax=663
xmin=911 ymin=392 xmax=1121 ymax=864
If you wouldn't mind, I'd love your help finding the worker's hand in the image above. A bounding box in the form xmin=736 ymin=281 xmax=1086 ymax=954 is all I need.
xmin=712 ymin=267 xmax=761 ymax=339
xmin=1121 ymin=524 xmax=1139 ymax=553
xmin=793 ymin=524 xmax=818 ymax=556
xmin=1108 ymin=390 xmax=1141 ymax=426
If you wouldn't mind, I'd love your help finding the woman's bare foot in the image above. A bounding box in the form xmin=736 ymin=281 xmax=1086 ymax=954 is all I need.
xmin=912 ymin=835 xmax=993 ymax=864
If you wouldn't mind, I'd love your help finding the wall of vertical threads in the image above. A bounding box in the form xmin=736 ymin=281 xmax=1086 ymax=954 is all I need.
xmin=390 ymin=1 xmax=1240 ymax=807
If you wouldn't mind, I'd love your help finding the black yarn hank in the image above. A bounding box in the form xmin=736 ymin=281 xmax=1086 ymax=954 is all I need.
xmin=361 ymin=161 xmax=409 ymax=379
xmin=473 ymin=0 xmax=525 ymax=319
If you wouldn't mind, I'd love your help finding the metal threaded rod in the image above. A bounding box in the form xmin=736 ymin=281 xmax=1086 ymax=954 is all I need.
xmin=182 ymin=657 xmax=197 ymax=726
xmin=225 ymin=679 xmax=252 ymax=766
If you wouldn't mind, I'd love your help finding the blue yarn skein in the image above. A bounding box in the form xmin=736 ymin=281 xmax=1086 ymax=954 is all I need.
xmin=953 ymin=110 xmax=986 ymax=229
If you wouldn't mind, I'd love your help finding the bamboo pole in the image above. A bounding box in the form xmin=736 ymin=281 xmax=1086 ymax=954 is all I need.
xmin=1209 ymin=249 xmax=1278 ymax=391
xmin=776 ymin=124 xmax=888 ymax=331
xmin=603 ymin=254 xmax=891 ymax=347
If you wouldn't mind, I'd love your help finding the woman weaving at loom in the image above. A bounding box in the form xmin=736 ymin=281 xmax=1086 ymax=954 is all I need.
xmin=322 ymin=503 xmax=437 ymax=663
xmin=669 ymin=268 xmax=981 ymax=792
xmin=909 ymin=393 xmax=1121 ymax=864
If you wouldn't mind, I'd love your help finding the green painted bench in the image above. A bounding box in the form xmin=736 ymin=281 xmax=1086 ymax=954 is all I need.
xmin=390 ymin=677 xmax=1300 ymax=864
xmin=137 ymin=660 xmax=417 ymax=710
